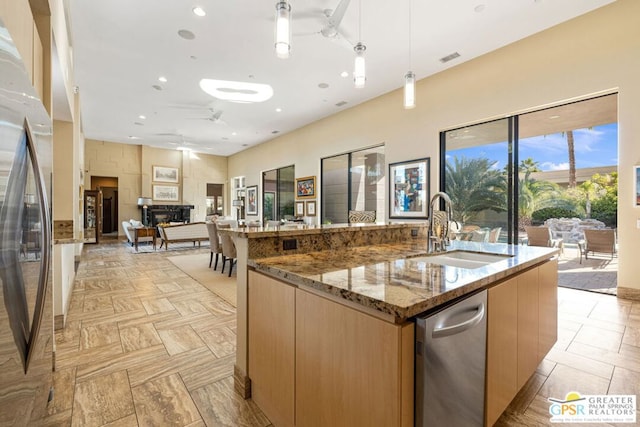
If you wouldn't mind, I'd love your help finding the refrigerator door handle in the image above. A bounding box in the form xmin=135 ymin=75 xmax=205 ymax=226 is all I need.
xmin=432 ymin=303 xmax=485 ymax=338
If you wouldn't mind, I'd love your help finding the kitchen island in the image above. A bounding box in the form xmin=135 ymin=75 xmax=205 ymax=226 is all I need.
xmin=221 ymin=224 xmax=558 ymax=426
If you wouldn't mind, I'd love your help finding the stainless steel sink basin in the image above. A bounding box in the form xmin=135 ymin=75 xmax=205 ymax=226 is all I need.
xmin=410 ymin=251 xmax=512 ymax=269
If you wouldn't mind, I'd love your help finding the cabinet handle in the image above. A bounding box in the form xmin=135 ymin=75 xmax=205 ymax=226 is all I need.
xmin=432 ymin=303 xmax=485 ymax=338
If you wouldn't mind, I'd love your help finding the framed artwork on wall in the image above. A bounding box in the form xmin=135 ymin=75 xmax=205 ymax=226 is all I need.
xmin=246 ymin=185 xmax=258 ymax=215
xmin=295 ymin=176 xmax=316 ymax=199
xmin=295 ymin=201 xmax=305 ymax=217
xmin=635 ymin=165 xmax=640 ymax=206
xmin=305 ymin=200 xmax=317 ymax=217
xmin=153 ymin=185 xmax=179 ymax=201
xmin=153 ymin=166 xmax=179 ymax=183
xmin=389 ymin=157 xmax=430 ymax=219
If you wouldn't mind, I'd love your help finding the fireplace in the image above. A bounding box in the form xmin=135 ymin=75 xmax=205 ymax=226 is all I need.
xmin=147 ymin=205 xmax=194 ymax=227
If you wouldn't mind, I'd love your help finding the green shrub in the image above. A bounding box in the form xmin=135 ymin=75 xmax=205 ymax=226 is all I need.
xmin=532 ymin=207 xmax=578 ymax=222
xmin=591 ymin=194 xmax=617 ymax=228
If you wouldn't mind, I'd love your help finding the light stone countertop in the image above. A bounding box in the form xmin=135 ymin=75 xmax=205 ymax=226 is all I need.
xmin=249 ymin=240 xmax=559 ymax=321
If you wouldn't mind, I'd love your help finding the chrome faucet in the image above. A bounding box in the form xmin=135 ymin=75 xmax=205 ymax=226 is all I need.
xmin=428 ymin=192 xmax=454 ymax=253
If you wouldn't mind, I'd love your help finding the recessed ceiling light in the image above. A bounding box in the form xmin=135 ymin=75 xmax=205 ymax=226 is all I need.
xmin=272 ymin=130 xmax=279 ymax=134
xmin=231 ymin=132 xmax=237 ymax=136
xmin=128 ymin=136 xmax=140 ymax=140
xmin=474 ymin=4 xmax=485 ymax=13
xmin=340 ymin=71 xmax=349 ymax=78
xmin=152 ymin=85 xmax=163 ymax=91
xmin=178 ymin=29 xmax=196 ymax=40
xmin=242 ymin=144 xmax=249 ymax=147
xmin=275 ymin=108 xmax=282 ymax=112
xmin=318 ymin=83 xmax=329 ymax=89
xmin=190 ymin=55 xmax=197 ymax=60
xmin=134 ymin=122 xmax=144 ymax=126
xmin=138 ymin=115 xmax=146 ymax=120
xmin=158 ymin=76 xmax=167 ymax=83
xmin=200 ymin=78 xmax=274 ymax=103
xmin=549 ymin=115 xmax=560 ymax=119
xmin=192 ymin=6 xmax=206 ymax=16
xmin=335 ymin=101 xmax=348 ymax=107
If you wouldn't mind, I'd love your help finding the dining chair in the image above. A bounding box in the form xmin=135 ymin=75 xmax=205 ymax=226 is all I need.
xmin=488 ymin=227 xmax=502 ymax=243
xmin=206 ymin=222 xmax=222 ymax=270
xmin=348 ymin=210 xmax=376 ymax=223
xmin=220 ymin=232 xmax=237 ymax=277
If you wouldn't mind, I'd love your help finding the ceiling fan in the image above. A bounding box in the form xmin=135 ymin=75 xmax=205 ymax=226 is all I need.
xmin=179 ymin=108 xmax=226 ymax=125
xmin=295 ymin=0 xmax=353 ymax=47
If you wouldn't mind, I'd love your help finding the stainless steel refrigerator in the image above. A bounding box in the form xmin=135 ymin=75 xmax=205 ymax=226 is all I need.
xmin=0 ymin=18 xmax=54 ymax=425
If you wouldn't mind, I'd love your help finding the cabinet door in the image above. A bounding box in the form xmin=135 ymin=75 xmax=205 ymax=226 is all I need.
xmin=486 ymin=277 xmax=518 ymax=427
xmin=538 ymin=259 xmax=558 ymax=360
xmin=295 ymin=289 xmax=412 ymax=427
xmin=517 ymin=268 xmax=539 ymax=389
xmin=248 ymin=272 xmax=295 ymax=427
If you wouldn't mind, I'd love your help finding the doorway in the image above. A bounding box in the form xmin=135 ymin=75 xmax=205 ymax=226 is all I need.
xmin=91 ymin=176 xmax=119 ymax=239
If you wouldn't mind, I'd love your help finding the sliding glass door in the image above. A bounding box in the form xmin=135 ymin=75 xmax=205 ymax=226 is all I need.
xmin=441 ymin=94 xmax=618 ymax=245
xmin=442 ymin=118 xmax=515 ymax=243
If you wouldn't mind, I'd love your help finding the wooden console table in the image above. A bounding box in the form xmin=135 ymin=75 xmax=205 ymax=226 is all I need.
xmin=134 ymin=227 xmax=156 ymax=251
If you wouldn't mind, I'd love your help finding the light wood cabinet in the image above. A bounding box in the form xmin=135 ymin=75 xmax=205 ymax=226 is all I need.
xmin=538 ymin=259 xmax=558 ymax=359
xmin=247 ymin=271 xmax=414 ymax=427
xmin=517 ymin=268 xmax=539 ymax=389
xmin=248 ymin=271 xmax=295 ymax=427
xmin=486 ymin=277 xmax=518 ymax=427
xmin=486 ymin=259 xmax=558 ymax=426
xmin=295 ymin=289 xmax=414 ymax=427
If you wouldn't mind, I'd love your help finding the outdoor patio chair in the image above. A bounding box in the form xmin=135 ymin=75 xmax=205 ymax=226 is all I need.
xmin=582 ymin=228 xmax=617 ymax=262
xmin=488 ymin=227 xmax=502 ymax=243
xmin=524 ymin=226 xmax=564 ymax=254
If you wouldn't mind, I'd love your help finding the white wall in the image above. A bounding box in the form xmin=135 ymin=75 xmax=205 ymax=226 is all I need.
xmin=228 ymin=0 xmax=640 ymax=297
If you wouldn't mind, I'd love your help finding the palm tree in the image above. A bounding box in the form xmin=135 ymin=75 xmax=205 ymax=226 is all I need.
xmin=517 ymin=158 xmax=571 ymax=229
xmin=445 ymin=156 xmax=507 ymax=224
xmin=566 ymin=130 xmax=576 ymax=188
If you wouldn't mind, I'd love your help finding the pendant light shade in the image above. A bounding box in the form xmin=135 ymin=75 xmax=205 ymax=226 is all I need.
xmin=404 ymin=71 xmax=415 ymax=109
xmin=353 ymin=42 xmax=366 ymax=89
xmin=275 ymin=1 xmax=291 ymax=59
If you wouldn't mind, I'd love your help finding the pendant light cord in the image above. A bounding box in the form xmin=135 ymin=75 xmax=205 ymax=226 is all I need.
xmin=358 ymin=0 xmax=362 ymax=41
xmin=409 ymin=0 xmax=412 ymax=70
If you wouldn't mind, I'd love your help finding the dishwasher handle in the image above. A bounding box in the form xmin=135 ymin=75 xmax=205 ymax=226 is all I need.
xmin=432 ymin=303 xmax=485 ymax=339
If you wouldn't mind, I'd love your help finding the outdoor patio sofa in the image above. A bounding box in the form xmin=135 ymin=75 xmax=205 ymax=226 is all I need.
xmin=157 ymin=221 xmax=209 ymax=250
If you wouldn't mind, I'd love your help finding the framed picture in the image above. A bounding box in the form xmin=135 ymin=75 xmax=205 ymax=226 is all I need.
xmin=153 ymin=165 xmax=179 ymax=183
xmin=389 ymin=158 xmax=430 ymax=219
xmin=295 ymin=201 xmax=305 ymax=217
xmin=246 ymin=185 xmax=258 ymax=215
xmin=153 ymin=185 xmax=179 ymax=201
xmin=635 ymin=165 xmax=640 ymax=206
xmin=305 ymin=200 xmax=317 ymax=217
xmin=296 ymin=176 xmax=316 ymax=199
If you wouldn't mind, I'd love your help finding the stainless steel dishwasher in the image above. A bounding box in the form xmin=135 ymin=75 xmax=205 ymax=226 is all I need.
xmin=415 ymin=290 xmax=487 ymax=427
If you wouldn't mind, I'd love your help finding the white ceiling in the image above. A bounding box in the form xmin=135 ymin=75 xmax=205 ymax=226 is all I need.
xmin=64 ymin=0 xmax=614 ymax=157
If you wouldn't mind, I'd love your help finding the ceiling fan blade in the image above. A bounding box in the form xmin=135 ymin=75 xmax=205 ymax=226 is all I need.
xmin=327 ymin=0 xmax=351 ymax=29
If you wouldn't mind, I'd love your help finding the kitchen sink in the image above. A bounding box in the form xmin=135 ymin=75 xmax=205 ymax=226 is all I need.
xmin=409 ymin=251 xmax=512 ymax=269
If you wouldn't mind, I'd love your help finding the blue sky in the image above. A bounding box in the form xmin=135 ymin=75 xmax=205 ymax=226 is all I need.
xmin=447 ymin=123 xmax=618 ymax=172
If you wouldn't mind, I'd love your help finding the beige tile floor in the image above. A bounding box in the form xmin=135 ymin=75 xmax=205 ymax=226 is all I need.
xmin=44 ymin=241 xmax=639 ymax=426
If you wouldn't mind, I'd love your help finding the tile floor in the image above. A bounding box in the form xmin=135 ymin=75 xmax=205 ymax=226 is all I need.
xmin=45 ymin=241 xmax=639 ymax=426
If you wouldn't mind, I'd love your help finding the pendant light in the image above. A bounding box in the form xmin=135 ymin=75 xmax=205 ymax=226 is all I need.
xmin=404 ymin=0 xmax=415 ymax=108
xmin=353 ymin=0 xmax=366 ymax=88
xmin=275 ymin=1 xmax=291 ymax=59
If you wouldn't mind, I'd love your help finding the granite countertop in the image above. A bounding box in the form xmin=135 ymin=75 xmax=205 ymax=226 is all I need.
xmin=249 ymin=240 xmax=558 ymax=322
xmin=220 ymin=221 xmax=424 ymax=238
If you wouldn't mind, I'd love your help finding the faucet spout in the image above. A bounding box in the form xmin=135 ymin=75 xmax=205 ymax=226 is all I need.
xmin=428 ymin=192 xmax=453 ymax=253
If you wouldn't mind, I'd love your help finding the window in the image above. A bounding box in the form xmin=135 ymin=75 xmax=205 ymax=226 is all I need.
xmin=321 ymin=145 xmax=385 ymax=224
xmin=262 ymin=165 xmax=295 ymax=222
